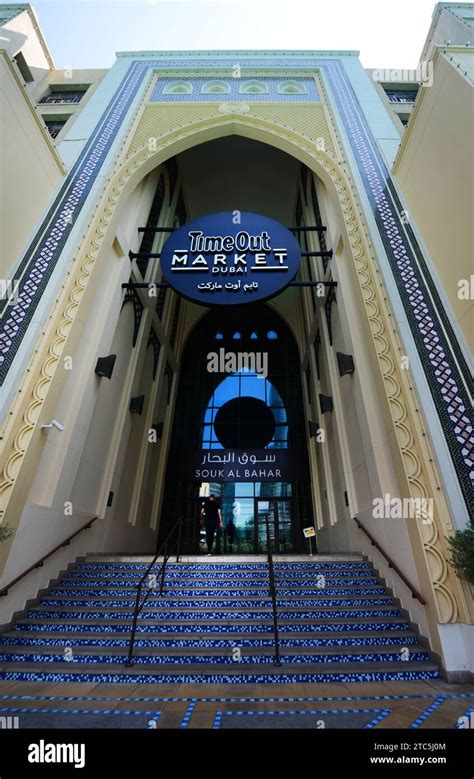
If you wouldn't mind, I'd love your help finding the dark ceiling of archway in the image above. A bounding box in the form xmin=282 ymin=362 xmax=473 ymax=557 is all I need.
xmin=177 ymin=136 xmax=300 ymax=223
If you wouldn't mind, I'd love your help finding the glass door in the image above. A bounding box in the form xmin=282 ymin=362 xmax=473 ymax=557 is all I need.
xmin=255 ymin=498 xmax=293 ymax=553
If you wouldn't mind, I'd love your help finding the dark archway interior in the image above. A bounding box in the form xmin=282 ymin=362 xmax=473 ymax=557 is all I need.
xmin=159 ymin=305 xmax=313 ymax=553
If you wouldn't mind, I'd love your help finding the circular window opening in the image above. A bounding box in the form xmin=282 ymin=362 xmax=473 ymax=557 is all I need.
xmin=214 ymin=396 xmax=275 ymax=448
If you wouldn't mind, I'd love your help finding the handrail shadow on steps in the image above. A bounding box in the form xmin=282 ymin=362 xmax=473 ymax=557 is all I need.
xmin=0 ymin=517 xmax=98 ymax=597
xmin=353 ymin=517 xmax=426 ymax=605
xmin=264 ymin=514 xmax=281 ymax=666
xmin=125 ymin=515 xmax=184 ymax=666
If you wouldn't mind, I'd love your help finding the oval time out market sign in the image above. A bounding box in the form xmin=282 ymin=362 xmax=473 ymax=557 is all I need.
xmin=160 ymin=211 xmax=301 ymax=306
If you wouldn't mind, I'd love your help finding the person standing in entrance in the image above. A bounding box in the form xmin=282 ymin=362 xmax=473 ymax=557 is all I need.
xmin=201 ymin=495 xmax=223 ymax=556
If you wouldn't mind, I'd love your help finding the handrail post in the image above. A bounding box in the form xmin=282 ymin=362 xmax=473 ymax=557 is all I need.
xmin=265 ymin=515 xmax=281 ymax=667
xmin=176 ymin=516 xmax=182 ymax=562
xmin=125 ymin=515 xmax=183 ymax=666
xmin=125 ymin=584 xmax=142 ymax=667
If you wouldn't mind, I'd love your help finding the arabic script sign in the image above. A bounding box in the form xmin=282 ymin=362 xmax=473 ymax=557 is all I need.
xmin=169 ymin=449 xmax=309 ymax=482
xmin=160 ymin=212 xmax=301 ymax=306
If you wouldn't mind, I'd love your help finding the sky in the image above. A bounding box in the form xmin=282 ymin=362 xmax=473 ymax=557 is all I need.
xmin=17 ymin=0 xmax=441 ymax=70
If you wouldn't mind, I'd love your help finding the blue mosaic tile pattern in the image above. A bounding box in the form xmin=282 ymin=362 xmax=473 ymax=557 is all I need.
xmin=1 ymin=56 xmax=469 ymax=507
xmin=409 ymin=696 xmax=446 ymax=728
xmin=1 ymin=635 xmax=419 ymax=649
xmin=39 ymin=597 xmax=393 ymax=608
xmin=1 ymin=560 xmax=438 ymax=685
xmin=2 ymin=691 xmax=472 ymax=704
xmin=1 ymin=670 xmax=441 ymax=684
xmin=2 ymin=692 xmax=472 ymax=729
xmin=2 ymin=651 xmax=430 ymax=665
xmin=49 ymin=587 xmax=387 ymax=596
xmin=13 ymin=621 xmax=412 ymax=634
xmin=212 ymin=707 xmax=392 ymax=729
xmin=149 ymin=76 xmax=320 ymax=102
xmin=25 ymin=608 xmax=401 ymax=620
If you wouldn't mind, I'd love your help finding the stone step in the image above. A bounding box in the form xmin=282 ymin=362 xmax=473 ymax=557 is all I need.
xmin=13 ymin=615 xmax=410 ymax=629
xmin=0 ymin=660 xmax=440 ymax=679
xmin=63 ymin=576 xmax=380 ymax=586
xmin=3 ymin=555 xmax=438 ymax=686
xmin=26 ymin=606 xmax=401 ymax=619
xmin=39 ymin=596 xmax=394 ymax=608
xmin=2 ymin=632 xmax=421 ymax=648
xmin=1 ymin=644 xmax=430 ymax=662
xmin=52 ymin=584 xmax=385 ymax=594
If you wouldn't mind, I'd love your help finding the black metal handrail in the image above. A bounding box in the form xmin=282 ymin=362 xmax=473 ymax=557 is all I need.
xmin=264 ymin=515 xmax=281 ymax=666
xmin=354 ymin=517 xmax=426 ymax=604
xmin=125 ymin=516 xmax=184 ymax=666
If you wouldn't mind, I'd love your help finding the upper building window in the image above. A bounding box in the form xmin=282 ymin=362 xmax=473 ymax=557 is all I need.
xmin=278 ymin=81 xmax=306 ymax=94
xmin=39 ymin=86 xmax=89 ymax=105
xmin=383 ymin=88 xmax=418 ymax=104
xmin=201 ymin=81 xmax=230 ymax=94
xmin=163 ymin=81 xmax=193 ymax=94
xmin=44 ymin=119 xmax=67 ymax=139
xmin=239 ymin=80 xmax=268 ymax=94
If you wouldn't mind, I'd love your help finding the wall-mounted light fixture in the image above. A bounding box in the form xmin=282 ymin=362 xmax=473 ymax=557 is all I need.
xmin=129 ymin=395 xmax=145 ymax=415
xmin=336 ymin=352 xmax=355 ymax=377
xmin=95 ymin=354 xmax=117 ymax=379
xmin=319 ymin=394 xmax=333 ymax=414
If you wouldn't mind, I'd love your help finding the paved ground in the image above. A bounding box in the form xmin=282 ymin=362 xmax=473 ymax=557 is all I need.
xmin=0 ymin=678 xmax=472 ymax=729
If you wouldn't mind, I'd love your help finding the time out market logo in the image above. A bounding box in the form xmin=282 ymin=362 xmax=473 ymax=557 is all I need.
xmin=160 ymin=211 xmax=301 ymax=306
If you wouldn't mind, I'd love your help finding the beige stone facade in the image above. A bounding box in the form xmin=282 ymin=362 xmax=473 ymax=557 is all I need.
xmin=0 ymin=3 xmax=472 ymax=682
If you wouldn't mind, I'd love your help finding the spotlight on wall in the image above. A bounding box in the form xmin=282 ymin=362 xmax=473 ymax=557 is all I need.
xmin=129 ymin=395 xmax=145 ymax=415
xmin=40 ymin=419 xmax=65 ymax=432
xmin=319 ymin=394 xmax=333 ymax=414
xmin=308 ymin=420 xmax=320 ymax=438
xmin=152 ymin=422 xmax=164 ymax=438
xmin=95 ymin=354 xmax=117 ymax=379
xmin=336 ymin=352 xmax=355 ymax=377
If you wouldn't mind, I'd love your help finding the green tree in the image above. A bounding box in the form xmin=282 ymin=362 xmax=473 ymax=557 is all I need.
xmin=0 ymin=524 xmax=13 ymax=543
xmin=447 ymin=518 xmax=474 ymax=584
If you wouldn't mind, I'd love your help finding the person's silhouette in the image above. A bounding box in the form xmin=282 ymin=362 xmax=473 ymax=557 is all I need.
xmin=200 ymin=495 xmax=223 ymax=555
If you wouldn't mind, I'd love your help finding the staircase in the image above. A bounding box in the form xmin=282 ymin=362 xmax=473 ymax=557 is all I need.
xmin=0 ymin=555 xmax=440 ymax=684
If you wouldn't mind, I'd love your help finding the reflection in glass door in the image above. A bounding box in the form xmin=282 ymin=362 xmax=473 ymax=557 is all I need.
xmin=255 ymin=498 xmax=293 ymax=553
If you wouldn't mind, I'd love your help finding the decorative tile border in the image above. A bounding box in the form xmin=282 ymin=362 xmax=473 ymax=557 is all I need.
xmin=150 ymin=76 xmax=320 ymax=102
xmin=2 ymin=691 xmax=472 ymax=728
xmin=0 ymin=670 xmax=441 ymax=684
xmin=0 ymin=56 xmax=470 ymax=507
xmin=15 ymin=622 xmax=413 ymax=634
xmin=409 ymin=695 xmax=446 ymax=728
xmin=2 ymin=635 xmax=419 ymax=648
xmin=2 ymin=691 xmax=472 ymax=703
xmin=180 ymin=699 xmax=197 ymax=728
xmin=2 ymin=651 xmax=430 ymax=665
xmin=212 ymin=707 xmax=392 ymax=728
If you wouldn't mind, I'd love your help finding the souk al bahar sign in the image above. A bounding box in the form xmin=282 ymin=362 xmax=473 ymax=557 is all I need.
xmin=169 ymin=449 xmax=310 ymax=482
xmin=160 ymin=211 xmax=301 ymax=306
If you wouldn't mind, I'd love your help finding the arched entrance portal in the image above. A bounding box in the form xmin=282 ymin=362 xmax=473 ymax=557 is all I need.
xmin=159 ymin=305 xmax=313 ymax=554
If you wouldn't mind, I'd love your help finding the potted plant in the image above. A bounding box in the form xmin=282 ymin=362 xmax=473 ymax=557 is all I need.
xmin=0 ymin=524 xmax=13 ymax=543
xmin=447 ymin=517 xmax=474 ymax=585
